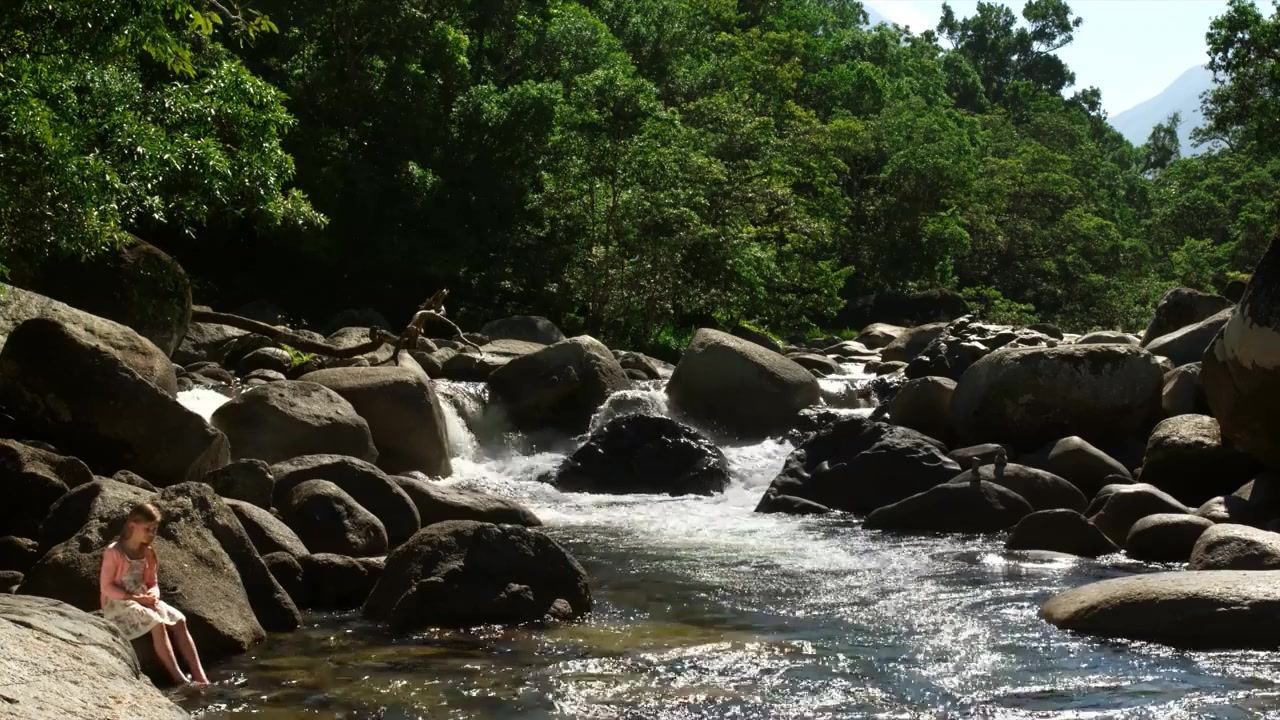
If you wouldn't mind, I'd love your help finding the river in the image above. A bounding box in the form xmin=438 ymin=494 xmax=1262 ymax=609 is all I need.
xmin=176 ymin=370 xmax=1280 ymax=719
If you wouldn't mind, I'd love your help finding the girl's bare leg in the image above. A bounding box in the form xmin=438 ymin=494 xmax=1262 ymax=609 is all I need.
xmin=150 ymin=623 xmax=187 ymax=686
xmin=170 ymin=619 xmax=209 ymax=684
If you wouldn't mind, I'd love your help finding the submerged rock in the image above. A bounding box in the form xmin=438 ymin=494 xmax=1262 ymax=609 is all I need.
xmin=864 ymin=480 xmax=1033 ymax=533
xmin=363 ymin=520 xmax=592 ymax=631
xmin=1041 ymin=570 xmax=1280 ymax=649
xmin=555 ymin=415 xmax=730 ymax=496
xmin=1005 ymin=509 xmax=1118 ymax=558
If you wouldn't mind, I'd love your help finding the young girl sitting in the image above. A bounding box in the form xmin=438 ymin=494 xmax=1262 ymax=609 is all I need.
xmin=99 ymin=502 xmax=210 ymax=687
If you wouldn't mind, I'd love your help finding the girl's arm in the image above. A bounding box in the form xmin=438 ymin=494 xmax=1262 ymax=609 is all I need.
xmin=145 ymin=547 xmax=160 ymax=598
xmin=98 ymin=548 xmax=129 ymax=601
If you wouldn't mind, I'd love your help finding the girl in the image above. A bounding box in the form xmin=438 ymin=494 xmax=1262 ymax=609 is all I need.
xmin=99 ymin=502 xmax=210 ymax=687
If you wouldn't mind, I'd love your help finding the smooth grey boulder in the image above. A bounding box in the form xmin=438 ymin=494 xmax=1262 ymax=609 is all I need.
xmin=1188 ymin=524 xmax=1280 ymax=571
xmin=1124 ymin=513 xmax=1213 ymax=562
xmin=392 ymin=475 xmax=541 ymax=527
xmin=1088 ymin=483 xmax=1190 ymax=546
xmin=864 ymin=480 xmax=1033 ymax=533
xmin=1141 ymin=287 xmax=1234 ymax=347
xmin=1019 ymin=436 xmax=1131 ymax=499
xmin=1005 ymin=509 xmax=1118 ymax=558
xmin=1146 ymin=307 xmax=1234 ymax=369
xmin=489 ymin=336 xmax=630 ymax=434
xmin=1139 ymin=414 xmax=1262 ymax=506
xmin=211 ymin=381 xmax=377 ymax=465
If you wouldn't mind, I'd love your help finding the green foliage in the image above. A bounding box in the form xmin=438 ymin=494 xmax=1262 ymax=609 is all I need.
xmin=960 ymin=286 xmax=1040 ymax=326
xmin=280 ymin=344 xmax=315 ymax=369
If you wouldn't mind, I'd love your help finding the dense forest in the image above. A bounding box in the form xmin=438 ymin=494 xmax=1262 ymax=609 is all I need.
xmin=3 ymin=0 xmax=1279 ymax=353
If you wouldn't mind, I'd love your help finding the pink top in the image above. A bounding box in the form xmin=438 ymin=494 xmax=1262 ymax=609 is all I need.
xmin=99 ymin=541 xmax=160 ymax=609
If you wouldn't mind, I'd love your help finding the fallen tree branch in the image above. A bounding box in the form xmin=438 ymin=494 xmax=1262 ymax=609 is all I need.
xmin=190 ymin=309 xmax=389 ymax=358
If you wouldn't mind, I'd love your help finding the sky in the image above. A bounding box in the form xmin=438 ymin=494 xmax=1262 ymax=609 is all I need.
xmin=863 ymin=0 xmax=1231 ymax=115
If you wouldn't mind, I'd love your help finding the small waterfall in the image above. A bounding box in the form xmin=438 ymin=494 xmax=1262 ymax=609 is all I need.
xmin=438 ymin=396 xmax=481 ymax=461
xmin=817 ymin=362 xmax=878 ymax=409
xmin=177 ymin=386 xmax=233 ymax=421
xmin=588 ymin=386 xmax=671 ymax=433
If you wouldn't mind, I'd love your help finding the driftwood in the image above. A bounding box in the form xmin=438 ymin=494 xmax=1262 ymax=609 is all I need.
xmin=189 ymin=290 xmax=481 ymax=367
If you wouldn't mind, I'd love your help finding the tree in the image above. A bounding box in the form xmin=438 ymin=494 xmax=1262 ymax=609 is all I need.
xmin=1142 ymin=111 xmax=1182 ymax=175
xmin=1196 ymin=0 xmax=1280 ymax=154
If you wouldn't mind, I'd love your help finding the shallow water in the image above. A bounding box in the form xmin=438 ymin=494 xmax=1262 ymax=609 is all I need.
xmin=178 ymin=375 xmax=1280 ymax=719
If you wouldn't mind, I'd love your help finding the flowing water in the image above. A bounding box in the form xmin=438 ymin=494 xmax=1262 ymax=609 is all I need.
xmin=177 ymin=369 xmax=1280 ymax=719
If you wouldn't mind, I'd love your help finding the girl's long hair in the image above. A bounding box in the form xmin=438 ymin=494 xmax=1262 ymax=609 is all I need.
xmin=117 ymin=502 xmax=162 ymax=543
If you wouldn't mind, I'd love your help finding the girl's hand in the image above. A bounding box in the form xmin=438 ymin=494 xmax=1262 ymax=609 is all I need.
xmin=133 ymin=594 xmax=157 ymax=607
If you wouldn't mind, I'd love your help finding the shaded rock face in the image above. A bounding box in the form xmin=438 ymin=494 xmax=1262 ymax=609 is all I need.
xmin=1139 ymin=414 xmax=1262 ymax=507
xmin=363 ymin=520 xmax=592 ymax=631
xmin=1162 ymin=363 xmax=1207 ymax=417
xmin=40 ymin=479 xmax=152 ymax=552
xmin=488 ymin=336 xmax=630 ymax=435
xmin=1076 ymin=331 xmax=1135 ymax=345
xmin=757 ymin=417 xmax=960 ymax=515
xmin=0 ymin=536 xmax=40 ymax=573
xmin=863 ymin=480 xmax=1033 ymax=533
xmin=480 ymin=316 xmax=566 ymax=346
xmin=0 ymin=439 xmax=92 ymax=538
xmin=225 ymin=499 xmax=309 ymax=558
xmin=904 ymin=318 xmax=1056 ymax=382
xmin=841 ymin=289 xmax=969 ymax=330
xmin=555 ymin=415 xmax=730 ymax=496
xmin=886 ymin=376 xmax=955 ymax=442
xmin=0 ymin=318 xmax=229 ymax=486
xmin=1087 ymin=483 xmax=1189 ymax=546
xmin=787 ymin=352 xmax=842 ymax=377
xmin=1145 ymin=307 xmax=1234 ymax=369
xmin=295 ymin=553 xmax=383 ymax=610
xmin=0 ymin=283 xmax=177 ymax=394
xmin=948 ymin=344 xmax=1164 ymax=450
xmin=279 ymin=479 xmax=388 ymax=557
xmin=1202 ymin=236 xmax=1280 ymax=469
xmin=1232 ymin=471 xmax=1280 ymax=527
xmin=959 ymin=464 xmax=1087 ymax=513
xmin=211 ymin=381 xmax=377 ymax=466
xmin=202 ymin=459 xmax=274 ymax=509
xmin=300 ymin=366 xmax=452 ymax=478
xmin=0 ymin=595 xmax=189 ymax=719
xmin=1125 ymin=513 xmax=1213 ymax=562
xmin=1005 ymin=509 xmax=1118 ymax=558
xmin=393 ymin=475 xmax=542 ymax=528
xmin=857 ymin=323 xmax=905 ymax=350
xmin=730 ymin=324 xmax=782 ymax=354
xmin=666 ymin=329 xmax=819 ymax=440
xmin=1141 ymin=287 xmax=1234 ymax=347
xmin=879 ymin=323 xmax=947 ymax=365
xmin=1018 ymin=436 xmax=1131 ymax=499
xmin=1188 ymin=524 xmax=1280 ymax=570
xmin=1040 ymin=570 xmax=1280 ymax=649
xmin=271 ymin=454 xmax=419 ymax=549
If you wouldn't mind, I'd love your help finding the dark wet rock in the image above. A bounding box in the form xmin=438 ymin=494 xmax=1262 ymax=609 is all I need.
xmin=480 ymin=316 xmax=566 ymax=346
xmin=202 ymin=459 xmax=274 ymax=509
xmin=1088 ymin=483 xmax=1190 ymax=546
xmin=488 ymin=336 xmax=629 ymax=435
xmin=1139 ymin=414 xmax=1262 ymax=507
xmin=1146 ymin=307 xmax=1234 ymax=369
xmin=1124 ymin=513 xmax=1213 ymax=562
xmin=300 ymin=366 xmax=451 ymax=478
xmin=783 ymin=407 xmax=853 ymax=447
xmin=0 ymin=594 xmax=190 ymax=718
xmin=225 ymin=499 xmax=309 ymax=558
xmin=1019 ymin=436 xmax=1131 ymax=500
xmin=363 ymin=520 xmax=592 ymax=631
xmin=1231 ymin=472 xmax=1280 ymax=526
xmin=1140 ymin=287 xmax=1234 ymax=347
xmin=0 ymin=318 xmax=229 ymax=486
xmin=392 ymin=475 xmax=542 ymax=527
xmin=757 ymin=417 xmax=959 ymax=515
xmin=271 ymin=454 xmax=419 ymax=549
xmin=0 ymin=439 xmax=90 ymax=538
xmin=880 ymin=322 xmax=947 ymax=364
xmin=555 ymin=415 xmax=730 ymax=496
xmin=666 ymin=329 xmax=819 ymax=440
xmin=1005 ymin=509 xmax=1118 ymax=558
xmin=864 ymin=480 xmax=1033 ymax=533
xmin=212 ymin=381 xmax=377 ymax=465
xmin=0 ymin=569 xmax=20 ymax=592
xmin=294 ymin=553 xmax=382 ymax=610
xmin=0 ymin=536 xmax=39 ymax=573
xmin=730 ymin=324 xmax=782 ymax=353
xmin=1162 ymin=363 xmax=1207 ymax=417
xmin=278 ymin=479 xmax=388 ymax=557
xmin=960 ymin=464 xmax=1087 ymax=513
xmin=886 ymin=376 xmax=955 ymax=442
xmin=1041 ymin=570 xmax=1280 ymax=649
xmin=949 ymin=344 xmax=1164 ymax=450
xmin=1188 ymin=524 xmax=1280 ymax=570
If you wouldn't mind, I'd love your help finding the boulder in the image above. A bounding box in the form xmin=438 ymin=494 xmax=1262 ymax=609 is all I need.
xmin=617 ymin=351 xmax=670 ymax=380
xmin=1140 ymin=287 xmax=1234 ymax=347
xmin=904 ymin=320 xmax=1056 ymax=382
xmin=40 ymin=479 xmax=153 ymax=551
xmin=271 ymin=454 xmax=419 ymax=548
xmin=758 ymin=417 xmax=959 ymax=515
xmin=1162 ymin=363 xmax=1207 ymax=417
xmin=880 ymin=322 xmax=947 ymax=364
xmin=1005 ymin=509 xmax=1118 ymax=558
xmin=278 ymin=479 xmax=388 ymax=557
xmin=480 ymin=315 xmax=566 ymax=345
xmin=958 ymin=464 xmax=1087 ymax=512
xmin=1139 ymin=415 xmax=1261 ymax=506
xmin=1026 ymin=323 xmax=1064 ymax=340
xmin=1231 ymin=471 xmax=1280 ymax=526
xmin=857 ymin=323 xmax=905 ymax=349
xmin=173 ymin=322 xmax=247 ymax=366
xmin=1041 ymin=570 xmax=1280 ymax=649
xmin=488 ymin=336 xmax=630 ymax=434
xmin=947 ymin=443 xmax=1012 ymax=467
xmin=842 ymin=289 xmax=969 ymax=329
xmin=392 ymin=475 xmax=542 ymax=527
xmin=1088 ymin=483 xmax=1190 ymax=546
xmin=949 ymin=344 xmax=1164 ymax=450
xmin=666 ymin=329 xmax=819 ymax=440
xmin=1124 ymin=513 xmax=1213 ymax=562
xmin=1188 ymin=524 xmax=1280 ymax=570
xmin=261 ymin=552 xmax=304 ymax=607
xmin=111 ymin=470 xmax=157 ymax=492
xmin=0 ymin=536 xmax=39 ymax=573
xmin=823 ymin=340 xmax=874 ymax=359
xmin=1202 ymin=239 xmax=1280 ymax=470
xmin=886 ymin=376 xmax=955 ymax=441
xmin=0 ymin=318 xmax=227 ymax=485
xmin=1076 ymin=331 xmax=1135 ymax=345
xmin=867 ymin=360 xmax=907 ymax=376
xmin=439 ymin=350 xmax=511 ymax=381
xmin=1145 ymin=307 xmax=1233 ymax=368
xmin=1018 ymin=436 xmax=1131 ymax=499
xmin=863 ymin=480 xmax=1033 ymax=533
xmin=225 ymin=499 xmax=309 ymax=558
xmin=299 ymin=366 xmax=451 ymax=478
xmin=211 ymin=381 xmax=377 ymax=465
xmin=730 ymin=324 xmax=782 ymax=353
xmin=554 ymin=415 xmax=730 ymax=496
xmin=363 ymin=520 xmax=592 ymax=631
xmin=0 ymin=440 xmax=89 ymax=538
xmin=237 ymin=346 xmax=291 ymax=375
xmin=201 ymin=459 xmax=274 ymax=509
xmin=787 ymin=352 xmax=842 ymax=377
xmin=0 ymin=595 xmax=189 ymax=719
xmin=295 ymin=553 xmax=382 ymax=610
xmin=1195 ymin=495 xmax=1256 ymax=525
